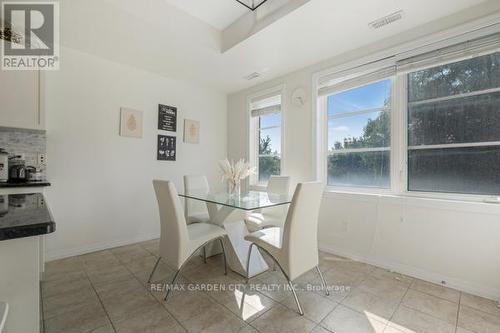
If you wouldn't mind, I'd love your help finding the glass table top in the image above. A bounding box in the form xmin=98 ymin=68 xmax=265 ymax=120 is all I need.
xmin=179 ymin=190 xmax=292 ymax=211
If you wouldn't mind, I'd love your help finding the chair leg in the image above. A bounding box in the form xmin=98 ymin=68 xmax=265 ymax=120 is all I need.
xmin=163 ymin=238 xmax=223 ymax=302
xmin=316 ymin=266 xmax=329 ymax=296
xmin=203 ymin=246 xmax=207 ymax=264
xmin=287 ymin=279 xmax=304 ymax=316
xmin=218 ymin=237 xmax=228 ymax=275
xmin=245 ymin=243 xmax=255 ymax=284
xmin=147 ymin=257 xmax=161 ymax=283
xmin=253 ymin=244 xmax=304 ymax=316
xmin=164 ymin=268 xmax=181 ymax=301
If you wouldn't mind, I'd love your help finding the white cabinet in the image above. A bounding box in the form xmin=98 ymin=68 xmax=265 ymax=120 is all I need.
xmin=0 ymin=42 xmax=44 ymax=130
xmin=0 ymin=237 xmax=41 ymax=333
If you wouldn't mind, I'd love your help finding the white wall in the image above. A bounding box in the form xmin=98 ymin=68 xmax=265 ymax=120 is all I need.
xmin=44 ymin=46 xmax=227 ymax=260
xmin=227 ymin=13 xmax=500 ymax=300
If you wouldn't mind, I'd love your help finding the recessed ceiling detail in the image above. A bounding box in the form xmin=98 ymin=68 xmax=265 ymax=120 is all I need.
xmin=236 ymin=0 xmax=269 ymax=11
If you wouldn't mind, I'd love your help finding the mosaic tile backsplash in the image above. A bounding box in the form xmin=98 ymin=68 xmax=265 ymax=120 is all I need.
xmin=0 ymin=127 xmax=47 ymax=172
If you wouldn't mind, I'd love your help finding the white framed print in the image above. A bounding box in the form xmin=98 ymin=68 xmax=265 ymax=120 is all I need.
xmin=183 ymin=119 xmax=200 ymax=144
xmin=120 ymin=107 xmax=143 ymax=138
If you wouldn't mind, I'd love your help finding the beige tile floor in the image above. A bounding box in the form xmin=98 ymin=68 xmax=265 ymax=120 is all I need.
xmin=41 ymin=239 xmax=500 ymax=333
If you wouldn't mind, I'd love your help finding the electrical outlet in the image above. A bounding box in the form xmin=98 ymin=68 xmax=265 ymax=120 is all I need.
xmin=37 ymin=153 xmax=46 ymax=165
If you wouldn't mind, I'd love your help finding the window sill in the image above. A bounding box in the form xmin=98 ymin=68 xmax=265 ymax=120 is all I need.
xmin=324 ymin=187 xmax=500 ymax=206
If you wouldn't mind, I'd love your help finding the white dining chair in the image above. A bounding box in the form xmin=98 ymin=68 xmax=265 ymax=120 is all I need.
xmin=244 ymin=181 xmax=328 ymax=316
xmin=149 ymin=180 xmax=228 ymax=301
xmin=183 ymin=175 xmax=211 ymax=224
xmin=184 ymin=175 xmax=220 ymax=263
xmin=245 ymin=175 xmax=291 ymax=231
xmin=0 ymin=302 xmax=7 ymax=333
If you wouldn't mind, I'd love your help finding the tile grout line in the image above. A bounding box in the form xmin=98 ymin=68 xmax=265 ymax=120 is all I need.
xmin=317 ymin=263 xmax=377 ymax=332
xmin=316 ymin=302 xmax=340 ymax=333
xmin=380 ymin=271 xmax=412 ymax=332
xmin=47 ymin=244 xmax=498 ymax=333
xmin=189 ymin=257 xmax=268 ymax=332
xmin=118 ymin=246 xmax=191 ymax=333
xmin=82 ymin=256 xmax=119 ymax=333
xmin=409 ymin=281 xmax=461 ymax=304
xmin=455 ymin=292 xmax=462 ymax=333
xmin=393 ymin=283 xmax=463 ymax=331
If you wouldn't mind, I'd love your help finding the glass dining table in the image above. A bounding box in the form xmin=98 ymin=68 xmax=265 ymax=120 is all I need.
xmin=179 ymin=190 xmax=292 ymax=277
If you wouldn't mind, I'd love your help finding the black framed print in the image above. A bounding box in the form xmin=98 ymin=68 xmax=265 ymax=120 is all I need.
xmin=157 ymin=135 xmax=176 ymax=161
xmin=158 ymin=104 xmax=177 ymax=132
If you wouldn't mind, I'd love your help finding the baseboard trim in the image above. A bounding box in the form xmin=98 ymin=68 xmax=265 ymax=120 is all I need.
xmin=319 ymin=243 xmax=500 ymax=302
xmin=45 ymin=232 xmax=160 ymax=262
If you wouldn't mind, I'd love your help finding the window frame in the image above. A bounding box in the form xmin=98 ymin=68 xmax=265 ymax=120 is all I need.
xmin=247 ymin=85 xmax=285 ymax=188
xmin=314 ymin=37 xmax=500 ymax=202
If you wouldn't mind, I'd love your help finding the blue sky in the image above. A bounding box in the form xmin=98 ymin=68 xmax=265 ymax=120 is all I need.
xmin=259 ymin=113 xmax=281 ymax=155
xmin=328 ymin=79 xmax=390 ymax=149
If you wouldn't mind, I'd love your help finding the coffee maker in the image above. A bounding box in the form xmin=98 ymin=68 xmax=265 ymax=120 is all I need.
xmin=0 ymin=149 xmax=8 ymax=183
xmin=8 ymin=154 xmax=27 ymax=183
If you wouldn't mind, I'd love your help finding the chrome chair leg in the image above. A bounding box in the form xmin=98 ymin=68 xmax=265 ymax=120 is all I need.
xmin=245 ymin=243 xmax=255 ymax=284
xmin=164 ymin=268 xmax=181 ymax=301
xmin=316 ymin=266 xmax=329 ymax=296
xmin=287 ymin=279 xmax=304 ymax=316
xmin=218 ymin=237 xmax=228 ymax=275
xmin=163 ymin=239 xmax=220 ymax=302
xmin=147 ymin=257 xmax=161 ymax=283
xmin=251 ymin=244 xmax=304 ymax=316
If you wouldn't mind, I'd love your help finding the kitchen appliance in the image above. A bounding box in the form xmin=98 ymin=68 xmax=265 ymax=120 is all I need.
xmin=8 ymin=155 xmax=27 ymax=183
xmin=26 ymin=167 xmax=43 ymax=182
xmin=9 ymin=165 xmax=26 ymax=182
xmin=0 ymin=149 xmax=8 ymax=183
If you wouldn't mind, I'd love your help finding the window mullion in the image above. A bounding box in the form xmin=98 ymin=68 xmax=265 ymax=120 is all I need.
xmin=408 ymin=86 xmax=500 ymax=106
xmin=409 ymin=141 xmax=500 ymax=150
xmin=329 ymin=147 xmax=390 ymax=154
xmin=328 ymin=106 xmax=390 ymax=119
xmin=395 ymin=74 xmax=408 ymax=194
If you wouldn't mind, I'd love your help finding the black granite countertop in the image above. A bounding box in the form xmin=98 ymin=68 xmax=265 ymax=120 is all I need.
xmin=0 ymin=181 xmax=51 ymax=188
xmin=0 ymin=193 xmax=55 ymax=241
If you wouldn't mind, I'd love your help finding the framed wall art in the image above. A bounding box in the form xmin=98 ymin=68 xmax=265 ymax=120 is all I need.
xmin=120 ymin=107 xmax=143 ymax=138
xmin=183 ymin=119 xmax=200 ymax=144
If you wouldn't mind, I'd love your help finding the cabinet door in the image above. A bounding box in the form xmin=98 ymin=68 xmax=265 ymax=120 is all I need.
xmin=0 ymin=68 xmax=41 ymax=130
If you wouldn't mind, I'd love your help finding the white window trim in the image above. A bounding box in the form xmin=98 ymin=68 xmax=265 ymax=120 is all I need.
xmin=312 ymin=19 xmax=500 ymax=203
xmin=247 ymin=84 xmax=286 ymax=188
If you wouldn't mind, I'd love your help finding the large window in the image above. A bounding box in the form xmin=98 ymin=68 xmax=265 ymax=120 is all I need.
xmin=249 ymin=92 xmax=282 ymax=184
xmin=407 ymin=52 xmax=500 ymax=195
xmin=326 ymin=79 xmax=392 ymax=188
xmin=318 ymin=33 xmax=500 ymax=198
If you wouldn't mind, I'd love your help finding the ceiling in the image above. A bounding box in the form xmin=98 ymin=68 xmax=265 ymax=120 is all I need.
xmin=61 ymin=0 xmax=500 ymax=94
xmin=163 ymin=0 xmax=248 ymax=30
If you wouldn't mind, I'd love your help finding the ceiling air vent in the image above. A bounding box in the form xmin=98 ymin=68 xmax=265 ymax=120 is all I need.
xmin=369 ymin=10 xmax=404 ymax=29
xmin=244 ymin=72 xmax=261 ymax=80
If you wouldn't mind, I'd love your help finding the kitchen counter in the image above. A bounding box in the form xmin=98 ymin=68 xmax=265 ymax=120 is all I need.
xmin=0 ymin=193 xmax=55 ymax=241
xmin=0 ymin=181 xmax=51 ymax=188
